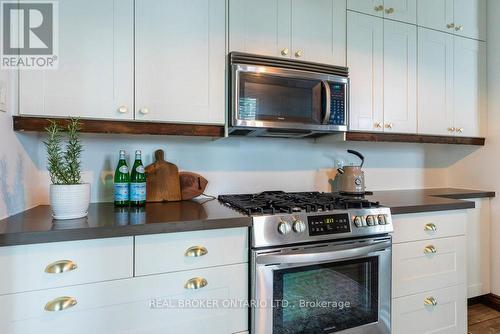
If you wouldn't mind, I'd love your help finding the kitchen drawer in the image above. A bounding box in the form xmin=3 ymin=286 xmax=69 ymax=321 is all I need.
xmin=0 ymin=263 xmax=248 ymax=334
xmin=0 ymin=237 xmax=133 ymax=295
xmin=392 ymin=284 xmax=467 ymax=334
xmin=392 ymin=211 xmax=466 ymax=244
xmin=393 ymin=236 xmax=466 ymax=298
xmin=135 ymin=227 xmax=248 ymax=276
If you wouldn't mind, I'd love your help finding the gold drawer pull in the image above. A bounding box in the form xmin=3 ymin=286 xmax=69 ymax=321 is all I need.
xmin=185 ymin=246 xmax=208 ymax=258
xmin=45 ymin=260 xmax=78 ymax=274
xmin=424 ymin=245 xmax=437 ymax=254
xmin=44 ymin=296 xmax=77 ymax=312
xmin=424 ymin=297 xmax=438 ymax=307
xmin=424 ymin=223 xmax=437 ymax=232
xmin=184 ymin=277 xmax=208 ymax=290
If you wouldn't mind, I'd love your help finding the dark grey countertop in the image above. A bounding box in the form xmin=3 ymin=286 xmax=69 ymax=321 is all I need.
xmin=0 ymin=188 xmax=494 ymax=246
xmin=0 ymin=199 xmax=251 ymax=246
xmin=367 ymin=188 xmax=495 ymax=215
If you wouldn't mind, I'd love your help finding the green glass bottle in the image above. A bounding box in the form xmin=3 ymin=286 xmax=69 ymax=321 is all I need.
xmin=130 ymin=150 xmax=147 ymax=206
xmin=114 ymin=149 xmax=130 ymax=206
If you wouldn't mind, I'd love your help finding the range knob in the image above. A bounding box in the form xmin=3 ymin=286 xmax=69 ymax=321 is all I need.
xmin=366 ymin=215 xmax=377 ymax=226
xmin=377 ymin=214 xmax=386 ymax=225
xmin=278 ymin=220 xmax=292 ymax=235
xmin=293 ymin=218 xmax=307 ymax=233
xmin=353 ymin=216 xmax=363 ymax=228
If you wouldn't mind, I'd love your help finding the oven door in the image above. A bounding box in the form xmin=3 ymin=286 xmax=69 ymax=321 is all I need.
xmin=251 ymin=237 xmax=391 ymax=334
xmin=232 ymin=64 xmax=347 ymax=132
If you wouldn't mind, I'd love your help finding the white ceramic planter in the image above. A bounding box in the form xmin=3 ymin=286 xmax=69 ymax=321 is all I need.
xmin=50 ymin=183 xmax=91 ymax=220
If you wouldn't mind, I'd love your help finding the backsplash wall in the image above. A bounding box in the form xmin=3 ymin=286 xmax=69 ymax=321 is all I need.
xmin=31 ymin=133 xmax=476 ymax=204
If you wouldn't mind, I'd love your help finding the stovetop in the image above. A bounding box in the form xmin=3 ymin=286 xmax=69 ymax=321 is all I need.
xmin=218 ymin=191 xmax=380 ymax=216
xmin=219 ymin=191 xmax=392 ymax=248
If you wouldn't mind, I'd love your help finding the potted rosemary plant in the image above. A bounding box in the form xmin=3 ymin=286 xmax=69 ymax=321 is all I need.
xmin=44 ymin=119 xmax=90 ymax=220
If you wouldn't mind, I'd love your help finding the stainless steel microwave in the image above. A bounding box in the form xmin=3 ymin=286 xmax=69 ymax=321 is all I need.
xmin=228 ymin=52 xmax=349 ymax=138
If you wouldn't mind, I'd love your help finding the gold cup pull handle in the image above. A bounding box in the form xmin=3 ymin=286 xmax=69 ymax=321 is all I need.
xmin=185 ymin=246 xmax=208 ymax=258
xmin=424 ymin=297 xmax=438 ymax=307
xmin=44 ymin=296 xmax=77 ymax=312
xmin=424 ymin=223 xmax=437 ymax=232
xmin=424 ymin=245 xmax=437 ymax=254
xmin=184 ymin=277 xmax=208 ymax=290
xmin=45 ymin=260 xmax=78 ymax=274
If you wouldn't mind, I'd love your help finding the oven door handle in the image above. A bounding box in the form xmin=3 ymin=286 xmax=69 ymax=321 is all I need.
xmin=256 ymin=240 xmax=391 ymax=265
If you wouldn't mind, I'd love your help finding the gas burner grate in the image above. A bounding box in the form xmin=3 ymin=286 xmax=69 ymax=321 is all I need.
xmin=218 ymin=191 xmax=380 ymax=216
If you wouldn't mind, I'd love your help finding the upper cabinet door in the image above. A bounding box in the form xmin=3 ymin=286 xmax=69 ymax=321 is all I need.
xmin=384 ymin=0 xmax=417 ymax=24
xmin=453 ymin=37 xmax=486 ymax=137
xmin=417 ymin=28 xmax=454 ymax=136
xmin=417 ymin=0 xmax=454 ymax=34
xmin=291 ymin=0 xmax=346 ymax=65
xmin=453 ymin=0 xmax=486 ymax=41
xmin=383 ymin=20 xmax=417 ymax=134
xmin=228 ymin=0 xmax=291 ymax=58
xmin=135 ymin=0 xmax=225 ymax=124
xmin=347 ymin=12 xmax=384 ymax=132
xmin=19 ymin=0 xmax=134 ymax=119
xmin=347 ymin=0 xmax=384 ymax=17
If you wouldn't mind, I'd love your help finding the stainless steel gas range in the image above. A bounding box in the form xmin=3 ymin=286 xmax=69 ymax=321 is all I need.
xmin=218 ymin=191 xmax=393 ymax=334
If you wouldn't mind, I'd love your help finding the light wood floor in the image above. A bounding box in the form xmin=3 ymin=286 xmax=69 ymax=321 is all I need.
xmin=468 ymin=304 xmax=500 ymax=333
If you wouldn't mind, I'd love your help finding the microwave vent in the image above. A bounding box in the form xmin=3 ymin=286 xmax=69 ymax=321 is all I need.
xmin=229 ymin=52 xmax=348 ymax=77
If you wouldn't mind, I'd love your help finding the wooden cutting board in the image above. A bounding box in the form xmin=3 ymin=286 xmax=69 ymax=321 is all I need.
xmin=145 ymin=149 xmax=181 ymax=202
xmin=179 ymin=172 xmax=208 ymax=200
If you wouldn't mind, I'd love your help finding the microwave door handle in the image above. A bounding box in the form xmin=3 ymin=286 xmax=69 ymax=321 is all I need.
xmin=256 ymin=240 xmax=391 ymax=265
xmin=321 ymin=80 xmax=331 ymax=125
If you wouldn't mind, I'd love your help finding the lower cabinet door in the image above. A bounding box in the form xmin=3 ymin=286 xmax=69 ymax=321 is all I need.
xmin=392 ymin=284 xmax=467 ymax=334
xmin=392 ymin=236 xmax=466 ymax=298
xmin=0 ymin=263 xmax=248 ymax=334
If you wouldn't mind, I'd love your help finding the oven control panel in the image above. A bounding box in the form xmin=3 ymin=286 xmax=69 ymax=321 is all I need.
xmin=307 ymin=213 xmax=351 ymax=236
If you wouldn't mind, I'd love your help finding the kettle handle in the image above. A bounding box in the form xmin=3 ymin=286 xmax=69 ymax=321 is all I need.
xmin=347 ymin=150 xmax=365 ymax=167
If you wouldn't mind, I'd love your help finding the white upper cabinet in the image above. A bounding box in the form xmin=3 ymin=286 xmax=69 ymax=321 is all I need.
xmin=384 ymin=0 xmax=417 ymax=24
xmin=418 ymin=28 xmax=454 ymax=136
xmin=418 ymin=27 xmax=485 ymax=137
xmin=291 ymin=0 xmax=346 ymax=65
xmin=453 ymin=0 xmax=486 ymax=41
xmin=347 ymin=0 xmax=384 ymax=17
xmin=135 ymin=0 xmax=225 ymax=124
xmin=348 ymin=12 xmax=416 ymax=133
xmin=19 ymin=0 xmax=134 ymax=119
xmin=228 ymin=0 xmax=290 ymax=58
xmin=347 ymin=12 xmax=384 ymax=132
xmin=417 ymin=0 xmax=486 ymax=41
xmin=383 ymin=20 xmax=417 ymax=134
xmin=453 ymin=37 xmax=486 ymax=137
xmin=229 ymin=0 xmax=346 ymax=66
xmin=347 ymin=0 xmax=417 ymax=24
xmin=417 ymin=0 xmax=454 ymax=34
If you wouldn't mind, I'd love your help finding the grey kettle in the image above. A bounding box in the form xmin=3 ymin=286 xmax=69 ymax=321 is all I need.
xmin=336 ymin=150 xmax=366 ymax=195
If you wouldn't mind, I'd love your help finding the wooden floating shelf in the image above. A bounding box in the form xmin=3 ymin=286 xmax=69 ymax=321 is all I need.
xmin=13 ymin=116 xmax=485 ymax=146
xmin=346 ymin=131 xmax=485 ymax=146
xmin=13 ymin=116 xmax=225 ymax=138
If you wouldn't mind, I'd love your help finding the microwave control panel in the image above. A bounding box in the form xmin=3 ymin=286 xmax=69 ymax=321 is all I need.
xmin=307 ymin=213 xmax=351 ymax=236
xmin=328 ymin=82 xmax=346 ymax=126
